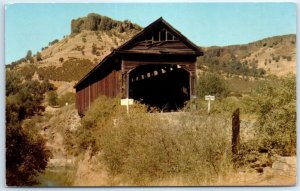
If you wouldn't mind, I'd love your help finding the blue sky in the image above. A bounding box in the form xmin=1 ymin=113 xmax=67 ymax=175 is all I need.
xmin=5 ymin=3 xmax=296 ymax=64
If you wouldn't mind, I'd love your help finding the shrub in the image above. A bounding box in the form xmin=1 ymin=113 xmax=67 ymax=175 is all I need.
xmin=29 ymin=57 xmax=34 ymax=63
xmin=6 ymin=123 xmax=52 ymax=186
xmin=69 ymin=96 xmax=233 ymax=185
xmin=47 ymin=91 xmax=58 ymax=106
xmin=59 ymin=57 xmax=64 ymax=63
xmin=49 ymin=39 xmax=59 ymax=46
xmin=36 ymin=51 xmax=42 ymax=61
xmin=6 ymin=71 xmax=54 ymax=186
xmin=254 ymin=75 xmax=296 ymax=156
xmin=17 ymin=64 xmax=37 ymax=80
xmin=58 ymin=92 xmax=75 ymax=107
xmin=25 ymin=50 xmax=32 ymax=61
xmin=238 ymin=75 xmax=296 ymax=157
xmin=37 ymin=58 xmax=95 ymax=82
xmin=197 ymin=72 xmax=229 ymax=98
xmin=102 ymin=108 xmax=232 ymax=184
xmin=92 ymin=44 xmax=98 ymax=55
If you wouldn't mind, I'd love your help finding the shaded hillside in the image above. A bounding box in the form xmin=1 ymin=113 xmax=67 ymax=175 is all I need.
xmin=197 ymin=34 xmax=296 ymax=77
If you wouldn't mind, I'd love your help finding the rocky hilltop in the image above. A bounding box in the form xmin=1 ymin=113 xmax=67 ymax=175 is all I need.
xmin=71 ymin=13 xmax=142 ymax=34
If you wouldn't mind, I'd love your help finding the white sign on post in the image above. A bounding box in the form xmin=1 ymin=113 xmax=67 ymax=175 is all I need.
xmin=121 ymin=98 xmax=133 ymax=105
xmin=205 ymin=95 xmax=215 ymax=113
xmin=121 ymin=98 xmax=134 ymax=113
xmin=205 ymin=95 xmax=215 ymax=101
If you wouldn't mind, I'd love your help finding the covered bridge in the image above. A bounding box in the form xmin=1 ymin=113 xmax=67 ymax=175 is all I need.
xmin=74 ymin=17 xmax=203 ymax=115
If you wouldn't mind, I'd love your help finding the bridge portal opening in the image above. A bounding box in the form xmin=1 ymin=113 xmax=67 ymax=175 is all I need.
xmin=129 ymin=64 xmax=190 ymax=111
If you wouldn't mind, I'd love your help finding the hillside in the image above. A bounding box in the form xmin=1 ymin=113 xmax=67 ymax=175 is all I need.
xmin=198 ymin=34 xmax=296 ymax=77
xmin=8 ymin=13 xmax=142 ymax=94
xmin=7 ymin=13 xmax=296 ymax=94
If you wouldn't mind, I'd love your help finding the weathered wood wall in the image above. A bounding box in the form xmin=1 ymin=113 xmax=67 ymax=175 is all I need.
xmin=76 ymin=70 xmax=121 ymax=115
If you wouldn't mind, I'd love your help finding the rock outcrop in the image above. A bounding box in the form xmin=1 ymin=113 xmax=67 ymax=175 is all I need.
xmin=71 ymin=13 xmax=142 ymax=34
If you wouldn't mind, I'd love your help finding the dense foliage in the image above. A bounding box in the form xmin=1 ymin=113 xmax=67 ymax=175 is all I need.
xmin=36 ymin=51 xmax=42 ymax=61
xmin=197 ymin=72 xmax=229 ymax=98
xmin=58 ymin=92 xmax=76 ymax=107
xmin=6 ymin=70 xmax=54 ymax=186
xmin=220 ymin=75 xmax=296 ymax=167
xmin=37 ymin=58 xmax=95 ymax=81
xmin=47 ymin=91 xmax=58 ymax=106
xmin=65 ymin=96 xmax=232 ymax=185
xmin=6 ymin=123 xmax=51 ymax=186
xmin=197 ymin=52 xmax=266 ymax=78
xmin=253 ymin=75 xmax=296 ymax=156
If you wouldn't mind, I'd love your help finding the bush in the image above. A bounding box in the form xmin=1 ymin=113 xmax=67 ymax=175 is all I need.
xmin=254 ymin=75 xmax=296 ymax=156
xmin=47 ymin=91 xmax=58 ymax=106
xmin=6 ymin=78 xmax=50 ymax=123
xmin=98 ymin=111 xmax=231 ymax=185
xmin=92 ymin=44 xmax=98 ymax=55
xmin=237 ymin=75 xmax=296 ymax=158
xmin=36 ymin=51 xmax=42 ymax=61
xmin=58 ymin=92 xmax=75 ymax=107
xmin=49 ymin=39 xmax=59 ymax=46
xmin=69 ymin=96 xmax=232 ymax=185
xmin=197 ymin=72 xmax=229 ymax=98
xmin=37 ymin=58 xmax=95 ymax=82
xmin=25 ymin=50 xmax=32 ymax=61
xmin=6 ymin=123 xmax=52 ymax=186
xmin=18 ymin=65 xmax=37 ymax=80
xmin=6 ymin=71 xmax=54 ymax=186
xmin=59 ymin=57 xmax=64 ymax=63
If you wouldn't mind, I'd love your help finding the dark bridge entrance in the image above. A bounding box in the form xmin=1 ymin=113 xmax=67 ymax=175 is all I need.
xmin=129 ymin=64 xmax=190 ymax=111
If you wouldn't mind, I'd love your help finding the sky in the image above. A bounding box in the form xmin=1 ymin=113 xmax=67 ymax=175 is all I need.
xmin=5 ymin=3 xmax=296 ymax=64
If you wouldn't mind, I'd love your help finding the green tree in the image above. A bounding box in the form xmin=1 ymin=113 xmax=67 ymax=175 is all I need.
xmin=36 ymin=51 xmax=42 ymax=61
xmin=197 ymin=72 xmax=229 ymax=98
xmin=6 ymin=70 xmax=21 ymax=96
xmin=25 ymin=50 xmax=32 ymax=61
xmin=6 ymin=123 xmax=51 ymax=186
xmin=47 ymin=91 xmax=58 ymax=106
xmin=254 ymin=75 xmax=296 ymax=155
xmin=58 ymin=92 xmax=75 ymax=107
xmin=6 ymin=70 xmax=54 ymax=186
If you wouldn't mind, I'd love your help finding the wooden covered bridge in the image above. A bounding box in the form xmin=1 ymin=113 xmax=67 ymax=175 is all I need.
xmin=74 ymin=17 xmax=203 ymax=115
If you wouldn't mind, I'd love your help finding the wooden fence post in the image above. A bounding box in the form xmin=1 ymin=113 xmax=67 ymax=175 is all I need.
xmin=232 ymin=108 xmax=240 ymax=156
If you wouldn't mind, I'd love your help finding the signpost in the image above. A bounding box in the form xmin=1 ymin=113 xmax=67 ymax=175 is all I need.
xmin=205 ymin=95 xmax=215 ymax=113
xmin=121 ymin=98 xmax=134 ymax=113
